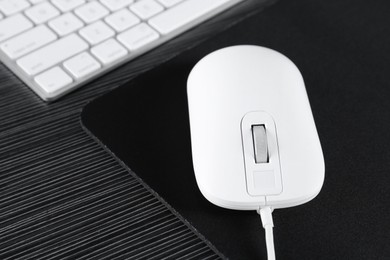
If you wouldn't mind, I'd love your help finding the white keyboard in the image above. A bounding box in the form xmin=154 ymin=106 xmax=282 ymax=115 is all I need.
xmin=0 ymin=0 xmax=242 ymax=101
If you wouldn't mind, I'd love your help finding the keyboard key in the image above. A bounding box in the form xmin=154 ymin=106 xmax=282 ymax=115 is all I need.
xmin=130 ymin=0 xmax=164 ymax=20
xmin=117 ymin=23 xmax=159 ymax=51
xmin=64 ymin=52 xmax=101 ymax=78
xmin=48 ymin=13 xmax=84 ymax=36
xmin=0 ymin=14 xmax=33 ymax=42
xmin=75 ymin=2 xmax=109 ymax=24
xmin=51 ymin=0 xmax=85 ymax=12
xmin=105 ymin=9 xmax=140 ymax=32
xmin=17 ymin=33 xmax=88 ymax=75
xmin=79 ymin=20 xmax=115 ymax=45
xmin=0 ymin=0 xmax=30 ymax=16
xmin=149 ymin=0 xmax=230 ymax=35
xmin=35 ymin=66 xmax=73 ymax=94
xmin=0 ymin=25 xmax=57 ymax=59
xmin=25 ymin=2 xmax=60 ymax=24
xmin=100 ymin=0 xmax=134 ymax=11
xmin=156 ymin=0 xmax=183 ymax=7
xmin=91 ymin=39 xmax=127 ymax=64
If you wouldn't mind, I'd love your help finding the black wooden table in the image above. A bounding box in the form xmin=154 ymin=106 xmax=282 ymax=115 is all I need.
xmin=3 ymin=0 xmax=390 ymax=259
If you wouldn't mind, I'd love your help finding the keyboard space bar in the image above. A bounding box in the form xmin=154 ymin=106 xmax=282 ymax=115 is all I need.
xmin=148 ymin=0 xmax=232 ymax=35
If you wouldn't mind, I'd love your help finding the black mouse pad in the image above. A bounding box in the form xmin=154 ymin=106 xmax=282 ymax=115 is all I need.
xmin=81 ymin=1 xmax=390 ymax=259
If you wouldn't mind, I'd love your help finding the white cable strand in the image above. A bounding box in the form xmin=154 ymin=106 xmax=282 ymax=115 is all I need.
xmin=258 ymin=207 xmax=276 ymax=260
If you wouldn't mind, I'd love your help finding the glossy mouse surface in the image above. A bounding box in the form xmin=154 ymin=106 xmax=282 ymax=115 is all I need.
xmin=187 ymin=45 xmax=324 ymax=210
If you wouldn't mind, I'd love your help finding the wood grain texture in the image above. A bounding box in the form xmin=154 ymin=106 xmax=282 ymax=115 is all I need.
xmin=0 ymin=1 xmax=275 ymax=258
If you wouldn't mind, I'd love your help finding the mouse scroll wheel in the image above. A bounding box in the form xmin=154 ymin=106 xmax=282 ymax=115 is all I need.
xmin=252 ymin=125 xmax=269 ymax=163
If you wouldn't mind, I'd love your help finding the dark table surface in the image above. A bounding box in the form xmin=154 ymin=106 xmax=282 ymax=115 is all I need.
xmin=1 ymin=0 xmax=390 ymax=259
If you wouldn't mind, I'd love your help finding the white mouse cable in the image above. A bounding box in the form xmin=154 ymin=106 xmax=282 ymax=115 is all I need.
xmin=258 ymin=206 xmax=276 ymax=260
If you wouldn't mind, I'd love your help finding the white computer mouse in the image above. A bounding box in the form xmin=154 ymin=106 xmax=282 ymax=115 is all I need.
xmin=187 ymin=45 xmax=325 ymax=210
